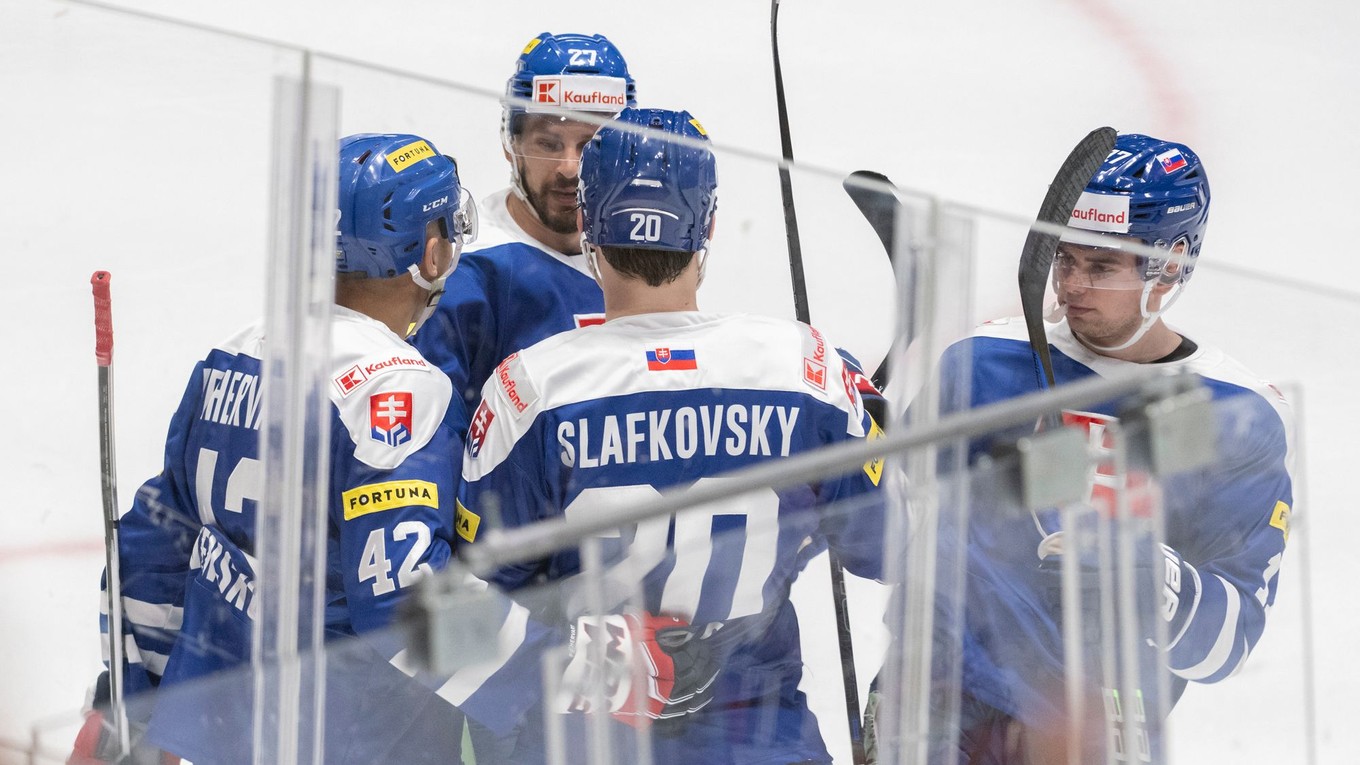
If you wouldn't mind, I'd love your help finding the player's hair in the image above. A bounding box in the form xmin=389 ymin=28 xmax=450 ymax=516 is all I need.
xmin=600 ymin=245 xmax=694 ymax=287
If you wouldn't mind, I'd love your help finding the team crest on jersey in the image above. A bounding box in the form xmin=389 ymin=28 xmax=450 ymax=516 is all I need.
xmin=1060 ymin=410 xmax=1156 ymax=516
xmin=646 ymin=348 xmax=697 ymax=371
xmin=574 ymin=313 xmax=606 ymax=328
xmin=468 ymin=400 xmax=495 ymax=458
xmin=369 ymin=392 xmax=413 ymax=447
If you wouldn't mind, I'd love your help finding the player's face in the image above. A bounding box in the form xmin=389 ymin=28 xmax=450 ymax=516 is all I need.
xmin=1053 ymin=243 xmax=1148 ymax=347
xmin=510 ymin=116 xmax=599 ymax=234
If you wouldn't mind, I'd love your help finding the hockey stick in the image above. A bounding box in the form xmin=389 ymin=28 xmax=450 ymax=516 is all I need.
xmin=91 ymin=271 xmax=131 ymax=758
xmin=1017 ymin=127 xmax=1117 ymax=396
xmin=843 ymin=170 xmax=903 ymax=391
xmin=770 ymin=3 xmax=866 ymax=763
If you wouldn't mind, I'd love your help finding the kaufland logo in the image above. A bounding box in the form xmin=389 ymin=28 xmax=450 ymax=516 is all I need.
xmin=528 ymin=74 xmax=627 ymax=112
xmin=1068 ymin=191 xmax=1131 ymax=234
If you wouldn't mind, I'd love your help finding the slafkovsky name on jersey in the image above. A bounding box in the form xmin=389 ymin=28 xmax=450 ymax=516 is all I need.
xmin=556 ymin=404 xmax=801 ymax=468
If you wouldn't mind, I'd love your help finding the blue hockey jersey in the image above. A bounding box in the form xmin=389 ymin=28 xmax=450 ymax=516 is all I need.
xmin=412 ymin=188 xmax=605 ymax=440
xmin=452 ymin=311 xmax=886 ymax=764
xmin=103 ymin=306 xmax=464 ymax=764
xmin=936 ymin=317 xmax=1293 ymax=739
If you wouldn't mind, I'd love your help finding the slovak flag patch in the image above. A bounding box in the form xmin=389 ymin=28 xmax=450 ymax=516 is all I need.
xmin=646 ymin=348 xmax=697 ymax=371
xmin=1157 ymin=148 xmax=1188 ymax=173
xmin=369 ymin=392 xmax=413 ymax=447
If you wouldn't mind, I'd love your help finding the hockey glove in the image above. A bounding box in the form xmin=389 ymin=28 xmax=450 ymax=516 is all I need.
xmin=68 ymin=672 xmax=179 ymax=765
xmin=559 ymin=612 xmax=720 ymax=729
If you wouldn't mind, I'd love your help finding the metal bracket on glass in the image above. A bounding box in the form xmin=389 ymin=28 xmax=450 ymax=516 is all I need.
xmin=403 ymin=566 xmax=505 ymax=676
xmin=1015 ymin=426 xmax=1091 ymax=512
xmin=1122 ymin=383 xmax=1218 ymax=476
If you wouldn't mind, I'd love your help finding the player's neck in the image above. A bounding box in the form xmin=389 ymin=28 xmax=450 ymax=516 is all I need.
xmin=505 ymin=192 xmax=580 ymax=255
xmin=604 ymin=286 xmax=698 ymax=320
xmin=1079 ymin=319 xmax=1182 ymax=363
xmin=336 ymin=277 xmax=424 ymax=338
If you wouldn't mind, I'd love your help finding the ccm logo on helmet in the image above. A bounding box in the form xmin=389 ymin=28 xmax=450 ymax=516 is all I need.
xmin=422 ymin=196 xmax=450 ymax=213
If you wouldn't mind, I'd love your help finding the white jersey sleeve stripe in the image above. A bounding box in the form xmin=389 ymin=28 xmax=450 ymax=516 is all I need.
xmin=435 ymin=599 xmax=531 ymax=706
xmin=118 ymin=597 xmax=185 ymax=632
xmin=1171 ymin=573 xmax=1241 ymax=680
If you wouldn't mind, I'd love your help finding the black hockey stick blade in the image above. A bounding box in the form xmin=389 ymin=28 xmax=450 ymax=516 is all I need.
xmin=1018 ymin=127 xmax=1117 ymax=392
xmin=843 ymin=170 xmax=899 ymax=260
xmin=844 ymin=171 xmax=904 ymax=391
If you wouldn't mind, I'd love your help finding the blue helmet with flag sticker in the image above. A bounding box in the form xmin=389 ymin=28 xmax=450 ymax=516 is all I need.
xmin=579 ymin=107 xmax=718 ymax=254
xmin=337 ymin=133 xmax=475 ymax=278
xmin=502 ymin=32 xmax=636 ymax=142
xmin=1067 ymin=133 xmax=1211 ymax=284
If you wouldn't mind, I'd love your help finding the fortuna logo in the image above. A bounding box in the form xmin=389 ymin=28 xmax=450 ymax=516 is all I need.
xmin=528 ymin=75 xmax=628 ymax=113
xmin=369 ymin=392 xmax=413 ymax=447
xmin=1068 ymin=191 xmax=1131 ymax=234
xmin=468 ymin=400 xmax=495 ymax=458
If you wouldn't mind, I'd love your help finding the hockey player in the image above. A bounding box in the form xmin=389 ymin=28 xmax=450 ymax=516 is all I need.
xmin=412 ymin=32 xmax=637 ymax=439
xmin=870 ymin=134 xmax=1294 ymax=764
xmin=71 ymin=133 xmax=476 ymax=764
xmin=451 ymin=107 xmax=886 ymax=763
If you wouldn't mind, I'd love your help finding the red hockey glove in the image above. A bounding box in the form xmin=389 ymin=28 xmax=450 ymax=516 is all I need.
xmin=68 ymin=672 xmax=179 ymax=765
xmin=559 ymin=612 xmax=720 ymax=729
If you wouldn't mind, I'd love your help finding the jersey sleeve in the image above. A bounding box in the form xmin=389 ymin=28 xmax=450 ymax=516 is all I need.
xmin=106 ymin=363 xmax=207 ymax=694
xmin=329 ymin=364 xmax=459 ymax=636
xmin=412 ymin=256 xmax=498 ymax=440
xmin=813 ymin=338 xmax=888 ymax=581
xmin=455 ymin=356 xmax=557 ymax=591
xmin=1160 ymin=392 xmax=1293 ymax=683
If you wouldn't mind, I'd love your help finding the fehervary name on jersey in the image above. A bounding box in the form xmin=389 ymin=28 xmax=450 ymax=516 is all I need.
xmin=191 ymin=527 xmax=257 ymax=620
xmin=199 ymin=368 xmax=264 ymax=430
xmin=557 ymin=404 xmax=801 ymax=468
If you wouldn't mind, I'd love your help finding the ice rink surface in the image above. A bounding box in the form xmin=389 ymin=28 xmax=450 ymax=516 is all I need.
xmin=2 ymin=0 xmax=1357 ymax=761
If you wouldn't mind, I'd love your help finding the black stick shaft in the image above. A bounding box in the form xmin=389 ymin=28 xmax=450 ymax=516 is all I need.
xmin=771 ymin=3 xmax=865 ymax=763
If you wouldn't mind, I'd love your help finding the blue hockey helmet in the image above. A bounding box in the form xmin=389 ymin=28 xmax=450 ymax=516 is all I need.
xmin=1064 ymin=133 xmax=1210 ymax=285
xmin=502 ymin=32 xmax=636 ymax=143
xmin=579 ymin=107 xmax=718 ymax=253
xmin=336 ymin=133 xmax=476 ymax=278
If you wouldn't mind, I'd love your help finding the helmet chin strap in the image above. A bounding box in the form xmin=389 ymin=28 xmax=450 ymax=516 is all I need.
xmin=1084 ymin=278 xmax=1186 ymax=353
xmin=404 ymin=250 xmax=460 ymax=338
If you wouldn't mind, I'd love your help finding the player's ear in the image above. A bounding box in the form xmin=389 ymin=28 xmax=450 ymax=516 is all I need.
xmin=419 ymin=220 xmax=448 ymax=281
